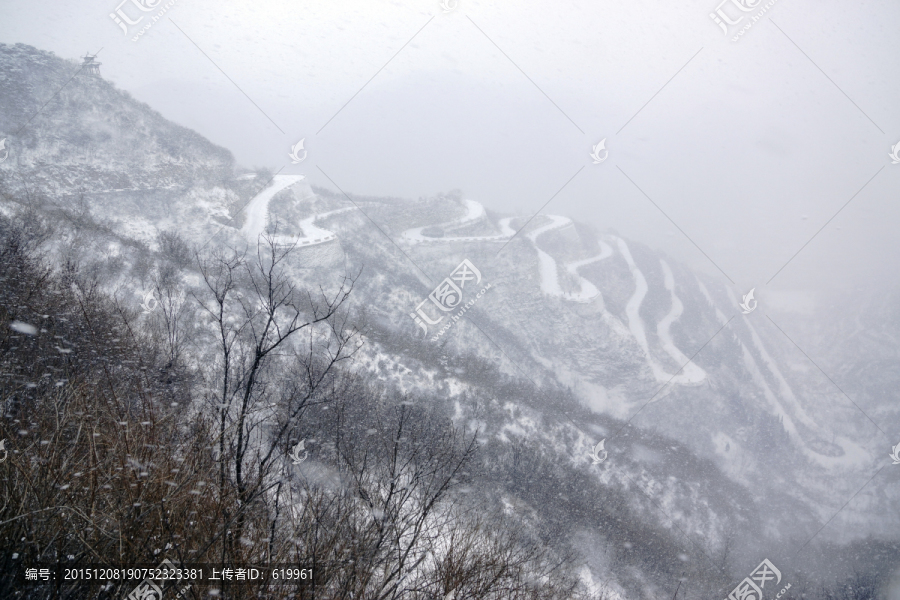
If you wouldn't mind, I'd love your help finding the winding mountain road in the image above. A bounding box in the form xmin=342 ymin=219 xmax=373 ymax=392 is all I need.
xmin=657 ymin=260 xmax=706 ymax=384
xmin=241 ymin=174 xmax=306 ymax=241
xmin=239 ymin=183 xmax=705 ymax=389
xmin=616 ymin=237 xmax=706 ymax=385
xmin=401 ymin=199 xmax=508 ymax=243
xmin=400 ymin=203 xmax=610 ymax=304
xmin=240 ymin=174 xmax=357 ymax=248
xmin=525 ymin=215 xmax=607 ymax=303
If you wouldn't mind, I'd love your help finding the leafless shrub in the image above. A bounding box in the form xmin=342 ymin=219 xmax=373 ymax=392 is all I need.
xmin=0 ymin=212 xmax=234 ymax=598
xmin=156 ymin=230 xmax=192 ymax=269
xmin=0 ymin=214 xmax=601 ymax=599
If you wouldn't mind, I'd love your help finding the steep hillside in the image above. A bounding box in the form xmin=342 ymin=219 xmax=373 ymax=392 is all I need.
xmin=1 ymin=43 xmax=898 ymax=598
xmin=0 ymin=43 xmax=233 ymax=192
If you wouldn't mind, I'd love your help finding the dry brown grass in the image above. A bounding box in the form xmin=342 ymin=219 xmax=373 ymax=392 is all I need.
xmin=0 ymin=212 xmax=600 ymax=600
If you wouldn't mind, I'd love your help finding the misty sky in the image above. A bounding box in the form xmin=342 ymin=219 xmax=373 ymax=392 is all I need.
xmin=2 ymin=0 xmax=899 ymax=308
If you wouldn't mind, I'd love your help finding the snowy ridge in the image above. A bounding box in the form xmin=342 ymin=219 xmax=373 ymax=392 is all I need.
xmin=698 ymin=280 xmax=865 ymax=466
xmin=725 ymin=287 xmax=822 ymax=437
xmin=5 ymin=40 xmax=896 ymax=592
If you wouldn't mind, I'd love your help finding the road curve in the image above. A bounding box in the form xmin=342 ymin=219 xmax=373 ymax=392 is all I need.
xmin=241 ymin=174 xmax=306 ymax=242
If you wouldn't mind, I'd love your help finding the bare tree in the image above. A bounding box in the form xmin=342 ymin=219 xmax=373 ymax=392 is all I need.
xmin=271 ymin=383 xmax=588 ymax=600
xmin=0 ymin=210 xmax=604 ymax=599
xmin=340 ymin=402 xmax=477 ymax=600
xmin=147 ymin=261 xmax=191 ymax=367
xmin=0 ymin=214 xmax=231 ymax=599
xmin=195 ymin=232 xmax=356 ymax=563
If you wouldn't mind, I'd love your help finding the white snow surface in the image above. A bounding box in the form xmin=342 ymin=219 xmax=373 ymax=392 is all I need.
xmin=700 ymin=279 xmax=867 ymax=469
xmin=615 ymin=237 xmax=703 ymax=385
xmin=402 ymin=206 xmax=608 ymax=304
xmin=497 ymin=217 xmax=517 ymax=237
xmin=656 ymin=260 xmax=706 ymax=384
xmin=401 ymin=199 xmax=509 ymax=243
xmin=240 ymin=174 xmax=306 ymax=241
xmin=525 ymin=215 xmax=607 ymax=303
xmin=238 ymin=174 xmax=361 ymax=248
xmin=270 ymin=207 xmax=358 ymax=247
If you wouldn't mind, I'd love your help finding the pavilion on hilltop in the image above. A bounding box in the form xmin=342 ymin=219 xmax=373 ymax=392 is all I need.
xmin=81 ymin=54 xmax=101 ymax=77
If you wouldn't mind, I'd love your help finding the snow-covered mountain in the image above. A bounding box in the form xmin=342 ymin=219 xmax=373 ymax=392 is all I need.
xmin=2 ymin=43 xmax=898 ymax=597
